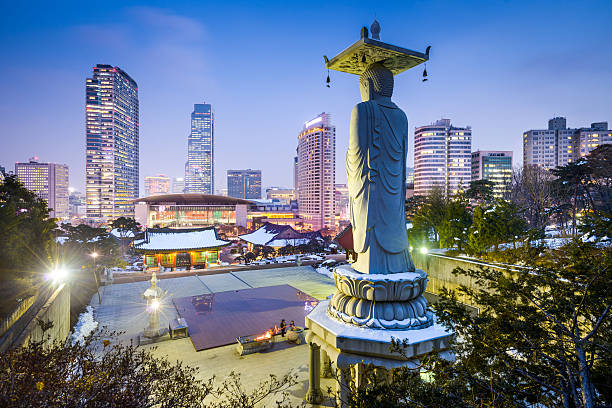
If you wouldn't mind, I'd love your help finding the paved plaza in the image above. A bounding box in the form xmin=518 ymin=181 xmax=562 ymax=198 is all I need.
xmin=89 ymin=266 xmax=338 ymax=406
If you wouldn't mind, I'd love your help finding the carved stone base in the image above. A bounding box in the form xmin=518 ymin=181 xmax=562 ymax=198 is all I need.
xmin=327 ymin=265 xmax=434 ymax=330
xmin=328 ymin=293 xmax=433 ymax=329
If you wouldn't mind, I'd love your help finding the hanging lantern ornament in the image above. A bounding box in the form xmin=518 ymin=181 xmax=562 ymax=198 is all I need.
xmin=326 ymin=69 xmax=331 ymax=88
xmin=422 ymin=46 xmax=431 ymax=82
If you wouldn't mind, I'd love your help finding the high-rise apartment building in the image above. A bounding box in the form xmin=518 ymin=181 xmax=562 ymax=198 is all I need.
xmin=296 ymin=113 xmax=336 ymax=231
xmin=186 ymin=103 xmax=214 ymax=194
xmin=471 ymin=150 xmax=513 ymax=198
xmin=15 ymin=158 xmax=69 ymax=219
xmin=523 ymin=118 xmax=611 ymax=169
xmin=414 ymin=119 xmax=472 ymax=197
xmin=85 ymin=64 xmax=139 ymax=223
xmin=172 ymin=177 xmax=185 ymax=194
xmin=578 ymin=122 xmax=611 ymax=158
xmin=144 ymin=174 xmax=170 ymax=196
xmin=227 ymin=169 xmax=262 ymax=199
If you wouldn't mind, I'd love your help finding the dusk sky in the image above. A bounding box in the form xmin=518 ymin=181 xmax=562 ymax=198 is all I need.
xmin=1 ymin=0 xmax=610 ymax=194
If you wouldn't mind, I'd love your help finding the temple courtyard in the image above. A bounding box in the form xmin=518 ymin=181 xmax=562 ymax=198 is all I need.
xmin=89 ymin=266 xmax=338 ymax=406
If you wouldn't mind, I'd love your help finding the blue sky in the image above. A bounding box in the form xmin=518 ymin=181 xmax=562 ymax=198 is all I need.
xmin=1 ymin=0 xmax=610 ymax=193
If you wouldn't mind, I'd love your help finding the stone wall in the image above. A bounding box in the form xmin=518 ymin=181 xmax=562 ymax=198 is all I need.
xmin=0 ymin=294 xmax=36 ymax=338
xmin=0 ymin=283 xmax=70 ymax=351
xmin=413 ymin=252 xmax=520 ymax=312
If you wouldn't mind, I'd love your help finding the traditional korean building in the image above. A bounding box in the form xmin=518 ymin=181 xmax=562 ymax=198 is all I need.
xmin=134 ymin=227 xmax=230 ymax=270
xmin=238 ymin=222 xmax=323 ymax=250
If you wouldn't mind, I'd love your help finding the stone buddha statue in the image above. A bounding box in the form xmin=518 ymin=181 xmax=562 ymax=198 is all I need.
xmin=348 ymin=62 xmax=416 ymax=275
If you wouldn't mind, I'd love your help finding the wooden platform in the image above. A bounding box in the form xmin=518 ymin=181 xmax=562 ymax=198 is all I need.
xmin=173 ymin=285 xmax=319 ymax=351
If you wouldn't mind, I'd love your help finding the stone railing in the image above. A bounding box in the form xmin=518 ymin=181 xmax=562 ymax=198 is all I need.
xmin=0 ymin=294 xmax=36 ymax=339
xmin=0 ymin=283 xmax=70 ymax=352
xmin=412 ymin=251 xmax=523 ymax=312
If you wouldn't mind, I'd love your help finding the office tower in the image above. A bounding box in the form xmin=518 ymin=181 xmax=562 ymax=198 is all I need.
xmin=172 ymin=177 xmax=185 ymax=194
xmin=405 ymin=167 xmax=415 ymax=185
xmin=15 ymin=157 xmax=69 ymax=219
xmin=69 ymin=190 xmax=86 ymax=220
xmin=523 ymin=118 xmax=611 ymax=169
xmin=414 ymin=118 xmax=472 ymax=197
xmin=227 ymin=169 xmax=262 ymax=199
xmin=334 ymin=184 xmax=349 ymax=220
xmin=86 ymin=64 xmax=139 ymax=223
xmin=144 ymin=174 xmax=171 ymax=196
xmin=296 ymin=112 xmax=336 ymax=230
xmin=185 ymin=103 xmax=214 ymax=194
xmin=471 ymin=151 xmax=513 ymax=198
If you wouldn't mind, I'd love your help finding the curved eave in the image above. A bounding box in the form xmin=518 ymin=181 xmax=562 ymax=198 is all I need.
xmin=134 ymin=243 xmax=230 ymax=254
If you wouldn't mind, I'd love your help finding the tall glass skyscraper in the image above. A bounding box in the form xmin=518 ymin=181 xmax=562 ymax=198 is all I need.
xmin=186 ymin=103 xmax=214 ymax=194
xmin=471 ymin=151 xmax=513 ymax=198
xmin=227 ymin=169 xmax=262 ymax=199
xmin=85 ymin=64 xmax=139 ymax=223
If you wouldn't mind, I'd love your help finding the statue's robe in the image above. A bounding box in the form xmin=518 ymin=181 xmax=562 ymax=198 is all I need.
xmin=347 ymin=99 xmax=415 ymax=274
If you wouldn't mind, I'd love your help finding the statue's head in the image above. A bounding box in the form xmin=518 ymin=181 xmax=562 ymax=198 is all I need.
xmin=359 ymin=62 xmax=394 ymax=101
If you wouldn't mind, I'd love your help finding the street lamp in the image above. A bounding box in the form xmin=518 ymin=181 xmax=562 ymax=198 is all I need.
xmin=49 ymin=266 xmax=68 ymax=283
xmin=90 ymin=251 xmax=101 ymax=304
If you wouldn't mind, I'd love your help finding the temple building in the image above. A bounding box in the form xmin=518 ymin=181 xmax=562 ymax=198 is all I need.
xmin=133 ymin=227 xmax=230 ymax=270
xmin=239 ymin=222 xmax=323 ymax=251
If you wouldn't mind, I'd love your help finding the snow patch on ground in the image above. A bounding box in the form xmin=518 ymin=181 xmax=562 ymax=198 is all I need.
xmin=315 ymin=266 xmax=335 ymax=279
xmin=72 ymin=306 xmax=98 ymax=345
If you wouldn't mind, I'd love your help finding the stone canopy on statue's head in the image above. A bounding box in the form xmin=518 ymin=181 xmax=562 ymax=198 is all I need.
xmin=324 ymin=26 xmax=428 ymax=76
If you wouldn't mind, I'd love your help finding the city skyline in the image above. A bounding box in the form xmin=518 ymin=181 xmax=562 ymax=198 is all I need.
xmin=1 ymin=2 xmax=610 ymax=194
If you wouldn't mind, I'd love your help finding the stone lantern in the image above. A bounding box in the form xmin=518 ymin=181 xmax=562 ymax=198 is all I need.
xmin=142 ymin=273 xmax=168 ymax=339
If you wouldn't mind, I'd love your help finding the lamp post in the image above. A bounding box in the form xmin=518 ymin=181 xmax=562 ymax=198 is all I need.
xmin=90 ymin=251 xmax=101 ymax=304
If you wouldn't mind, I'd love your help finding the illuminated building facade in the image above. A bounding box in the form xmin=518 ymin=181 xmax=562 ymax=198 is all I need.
xmin=227 ymin=169 xmax=262 ymax=199
xmin=414 ymin=119 xmax=472 ymax=197
xmin=297 ymin=113 xmax=336 ymax=231
xmin=86 ymin=64 xmax=139 ymax=223
xmin=471 ymin=150 xmax=513 ymax=198
xmin=266 ymin=187 xmax=295 ymax=204
xmin=578 ymin=122 xmax=611 ymax=158
xmin=133 ymin=193 xmax=303 ymax=232
xmin=15 ymin=158 xmax=69 ymax=219
xmin=334 ymin=184 xmax=349 ymax=221
xmin=144 ymin=174 xmax=171 ymax=197
xmin=186 ymin=103 xmax=214 ymax=194
xmin=523 ymin=118 xmax=611 ymax=170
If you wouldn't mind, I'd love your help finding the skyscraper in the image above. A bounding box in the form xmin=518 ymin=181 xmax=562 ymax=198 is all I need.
xmin=144 ymin=174 xmax=171 ymax=196
xmin=85 ymin=64 xmax=139 ymax=223
xmin=414 ymin=119 xmax=472 ymax=197
xmin=186 ymin=103 xmax=214 ymax=194
xmin=227 ymin=169 xmax=262 ymax=199
xmin=15 ymin=157 xmax=69 ymax=219
xmin=523 ymin=118 xmax=611 ymax=169
xmin=296 ymin=112 xmax=336 ymax=231
xmin=471 ymin=150 xmax=513 ymax=198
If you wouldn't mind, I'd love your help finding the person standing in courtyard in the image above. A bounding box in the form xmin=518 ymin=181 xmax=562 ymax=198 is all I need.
xmin=279 ymin=319 xmax=287 ymax=337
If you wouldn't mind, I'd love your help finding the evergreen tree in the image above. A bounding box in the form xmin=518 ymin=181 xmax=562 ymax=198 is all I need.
xmin=0 ymin=175 xmax=57 ymax=279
